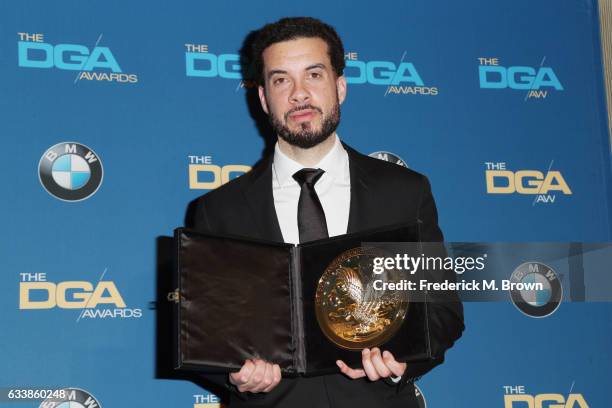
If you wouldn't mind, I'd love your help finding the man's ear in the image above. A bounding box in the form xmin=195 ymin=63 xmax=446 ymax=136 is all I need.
xmin=258 ymin=85 xmax=269 ymax=114
xmin=336 ymin=75 xmax=347 ymax=105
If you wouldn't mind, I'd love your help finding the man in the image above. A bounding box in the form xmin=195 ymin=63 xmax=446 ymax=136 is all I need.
xmin=187 ymin=17 xmax=464 ymax=407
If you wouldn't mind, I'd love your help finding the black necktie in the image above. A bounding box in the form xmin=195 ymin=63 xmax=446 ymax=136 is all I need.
xmin=292 ymin=168 xmax=329 ymax=243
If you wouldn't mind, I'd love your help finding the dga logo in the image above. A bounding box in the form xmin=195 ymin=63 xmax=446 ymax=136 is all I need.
xmin=188 ymin=155 xmax=251 ymax=190
xmin=18 ymin=32 xmax=138 ymax=83
xmin=194 ymin=391 xmax=224 ymax=408
xmin=503 ymin=385 xmax=589 ymax=408
xmin=369 ymin=151 xmax=408 ymax=167
xmin=415 ymin=384 xmax=427 ymax=408
xmin=40 ymin=387 xmax=101 ymax=408
xmin=184 ymin=43 xmax=254 ymax=89
xmin=345 ymin=51 xmax=438 ymax=96
xmin=185 ymin=44 xmax=241 ymax=79
xmin=509 ymin=262 xmax=562 ymax=318
xmin=19 ymin=272 xmax=142 ymax=319
xmin=484 ymin=162 xmax=571 ymax=204
xmin=39 ymin=142 xmax=103 ymax=201
xmin=478 ymin=57 xmax=562 ymax=99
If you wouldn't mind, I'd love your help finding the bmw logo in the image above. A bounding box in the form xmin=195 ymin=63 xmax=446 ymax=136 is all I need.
xmin=369 ymin=151 xmax=408 ymax=167
xmin=38 ymin=142 xmax=103 ymax=201
xmin=509 ymin=262 xmax=562 ymax=318
xmin=40 ymin=387 xmax=102 ymax=408
xmin=414 ymin=384 xmax=427 ymax=408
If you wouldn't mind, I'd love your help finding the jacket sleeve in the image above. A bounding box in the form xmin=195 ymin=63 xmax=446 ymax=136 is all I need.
xmin=397 ymin=176 xmax=464 ymax=391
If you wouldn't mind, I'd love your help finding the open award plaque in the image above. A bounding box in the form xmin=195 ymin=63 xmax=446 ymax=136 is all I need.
xmin=170 ymin=223 xmax=432 ymax=376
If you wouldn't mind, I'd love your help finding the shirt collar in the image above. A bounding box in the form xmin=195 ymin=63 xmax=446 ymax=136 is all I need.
xmin=273 ymin=134 xmax=348 ymax=188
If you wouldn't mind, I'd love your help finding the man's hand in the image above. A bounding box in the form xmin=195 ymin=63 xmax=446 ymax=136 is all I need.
xmin=229 ymin=359 xmax=282 ymax=393
xmin=336 ymin=348 xmax=406 ymax=381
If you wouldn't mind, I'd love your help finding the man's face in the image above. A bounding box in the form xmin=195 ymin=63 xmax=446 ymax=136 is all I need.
xmin=258 ymin=37 xmax=347 ymax=148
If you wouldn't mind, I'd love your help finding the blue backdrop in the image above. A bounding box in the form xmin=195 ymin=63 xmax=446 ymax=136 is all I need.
xmin=1 ymin=1 xmax=611 ymax=407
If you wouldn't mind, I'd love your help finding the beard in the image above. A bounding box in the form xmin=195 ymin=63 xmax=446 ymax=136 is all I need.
xmin=269 ymin=101 xmax=341 ymax=149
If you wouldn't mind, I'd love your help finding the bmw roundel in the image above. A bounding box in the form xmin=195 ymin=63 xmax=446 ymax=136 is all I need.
xmin=509 ymin=261 xmax=562 ymax=318
xmin=369 ymin=151 xmax=408 ymax=167
xmin=415 ymin=384 xmax=427 ymax=408
xmin=38 ymin=142 xmax=103 ymax=201
xmin=40 ymin=387 xmax=102 ymax=408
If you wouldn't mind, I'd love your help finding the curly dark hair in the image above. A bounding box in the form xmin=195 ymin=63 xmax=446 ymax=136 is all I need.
xmin=251 ymin=17 xmax=345 ymax=85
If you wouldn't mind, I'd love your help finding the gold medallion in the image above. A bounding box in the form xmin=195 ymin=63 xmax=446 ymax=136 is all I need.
xmin=315 ymin=247 xmax=408 ymax=350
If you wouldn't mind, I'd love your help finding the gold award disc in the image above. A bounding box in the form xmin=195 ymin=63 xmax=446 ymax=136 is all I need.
xmin=315 ymin=247 xmax=408 ymax=350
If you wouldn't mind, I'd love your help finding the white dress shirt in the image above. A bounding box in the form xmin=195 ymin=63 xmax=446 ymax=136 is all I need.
xmin=272 ymin=134 xmax=351 ymax=245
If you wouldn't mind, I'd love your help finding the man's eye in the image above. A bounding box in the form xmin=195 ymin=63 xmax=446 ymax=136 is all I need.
xmin=310 ymin=72 xmax=322 ymax=79
xmin=273 ymin=77 xmax=286 ymax=85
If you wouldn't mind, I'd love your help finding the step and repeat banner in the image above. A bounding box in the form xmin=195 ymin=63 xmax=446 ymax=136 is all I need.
xmin=1 ymin=0 xmax=611 ymax=407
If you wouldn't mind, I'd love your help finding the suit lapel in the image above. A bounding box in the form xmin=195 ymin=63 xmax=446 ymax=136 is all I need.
xmin=345 ymin=144 xmax=374 ymax=234
xmin=242 ymin=157 xmax=284 ymax=242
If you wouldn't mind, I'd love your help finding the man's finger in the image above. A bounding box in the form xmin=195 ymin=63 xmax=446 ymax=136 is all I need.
xmin=336 ymin=360 xmax=365 ymax=379
xmin=251 ymin=359 xmax=267 ymax=385
xmin=230 ymin=359 xmax=254 ymax=385
xmin=242 ymin=359 xmax=267 ymax=392
xmin=361 ymin=348 xmax=380 ymax=381
xmin=251 ymin=362 xmax=273 ymax=392
xmin=370 ymin=348 xmax=391 ymax=378
xmin=383 ymin=350 xmax=407 ymax=377
xmin=273 ymin=364 xmax=282 ymax=385
xmin=262 ymin=364 xmax=282 ymax=392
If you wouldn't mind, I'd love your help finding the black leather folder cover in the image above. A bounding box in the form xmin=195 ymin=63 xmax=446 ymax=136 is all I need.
xmin=172 ymin=223 xmax=431 ymax=376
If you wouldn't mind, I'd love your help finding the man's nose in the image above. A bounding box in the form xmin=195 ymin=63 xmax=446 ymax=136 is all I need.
xmin=289 ymin=80 xmax=310 ymax=104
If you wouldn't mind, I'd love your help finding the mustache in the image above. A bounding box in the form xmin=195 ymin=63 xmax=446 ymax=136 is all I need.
xmin=285 ymin=105 xmax=323 ymax=121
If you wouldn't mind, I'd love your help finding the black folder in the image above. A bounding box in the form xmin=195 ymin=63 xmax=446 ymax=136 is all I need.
xmin=171 ymin=223 xmax=432 ymax=376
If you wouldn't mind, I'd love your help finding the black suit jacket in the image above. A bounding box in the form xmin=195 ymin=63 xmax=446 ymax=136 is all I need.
xmin=186 ymin=144 xmax=464 ymax=407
